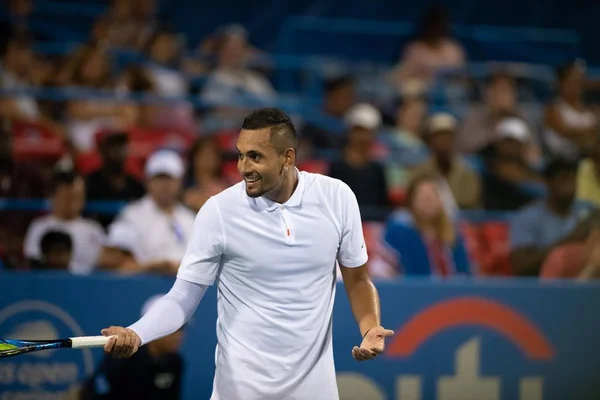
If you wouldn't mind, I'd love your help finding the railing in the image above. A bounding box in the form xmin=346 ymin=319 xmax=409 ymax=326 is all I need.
xmin=0 ymin=198 xmax=516 ymax=223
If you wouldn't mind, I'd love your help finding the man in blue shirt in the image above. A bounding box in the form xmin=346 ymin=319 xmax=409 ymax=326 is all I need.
xmin=510 ymin=159 xmax=599 ymax=276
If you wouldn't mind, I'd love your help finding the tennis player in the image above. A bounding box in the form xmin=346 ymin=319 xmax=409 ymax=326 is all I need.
xmin=101 ymin=108 xmax=394 ymax=400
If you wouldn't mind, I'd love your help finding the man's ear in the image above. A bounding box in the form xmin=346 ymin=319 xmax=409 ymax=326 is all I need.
xmin=283 ymin=148 xmax=295 ymax=167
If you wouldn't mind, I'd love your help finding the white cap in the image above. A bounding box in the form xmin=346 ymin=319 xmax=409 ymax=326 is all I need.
xmin=145 ymin=149 xmax=185 ymax=179
xmin=140 ymin=294 xmax=166 ymax=318
xmin=427 ymin=112 xmax=457 ymax=133
xmin=104 ymin=221 xmax=138 ymax=257
xmin=496 ymin=117 xmax=530 ymax=143
xmin=344 ymin=103 xmax=382 ymax=130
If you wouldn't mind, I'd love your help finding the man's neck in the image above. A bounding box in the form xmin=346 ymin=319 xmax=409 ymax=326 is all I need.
xmin=266 ymin=168 xmax=298 ymax=204
xmin=344 ymin=148 xmax=369 ymax=168
xmin=194 ymin=172 xmax=215 ymax=187
xmin=546 ymin=198 xmax=572 ymax=216
xmin=434 ymin=156 xmax=453 ymax=176
xmin=52 ymin=213 xmax=77 ymax=222
xmin=156 ymin=203 xmax=175 ymax=215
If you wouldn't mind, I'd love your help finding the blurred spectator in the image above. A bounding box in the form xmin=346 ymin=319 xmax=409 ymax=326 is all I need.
xmin=540 ymin=226 xmax=600 ymax=280
xmin=457 ymin=72 xmax=540 ymax=161
xmin=383 ymin=175 xmax=472 ymax=276
xmin=299 ymin=76 xmax=356 ymax=157
xmin=202 ymin=25 xmax=275 ymax=106
xmin=183 ymin=137 xmax=229 ymax=212
xmin=96 ymin=221 xmax=141 ymax=273
xmin=142 ymin=29 xmax=195 ymax=131
xmin=94 ymin=0 xmax=139 ymax=49
xmin=377 ymin=94 xmax=428 ymax=204
xmin=543 ymin=59 xmax=597 ymax=161
xmin=63 ymin=44 xmax=133 ymax=152
xmin=0 ymin=121 xmax=46 ymax=269
xmin=132 ymin=0 xmax=161 ymax=50
xmin=0 ymin=36 xmax=40 ymax=121
xmin=0 ymin=0 xmax=43 ymax=50
xmin=412 ymin=113 xmax=481 ymax=209
xmin=24 ymin=171 xmax=105 ymax=274
xmin=329 ymin=104 xmax=389 ymax=215
xmin=480 ymin=118 xmax=542 ymax=210
xmin=391 ymin=4 xmax=465 ymax=88
xmin=85 ymin=130 xmax=146 ymax=226
xmin=80 ymin=294 xmax=184 ymax=399
xmin=381 ymin=95 xmax=429 ymax=167
xmin=29 ymin=230 xmax=73 ymax=271
xmin=510 ymin=159 xmax=595 ymax=276
xmin=112 ymin=150 xmax=195 ymax=275
xmin=144 ymin=29 xmax=187 ymax=96
xmin=576 ymin=134 xmax=600 ymax=207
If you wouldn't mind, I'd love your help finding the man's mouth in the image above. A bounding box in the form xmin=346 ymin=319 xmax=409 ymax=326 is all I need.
xmin=245 ymin=176 xmax=260 ymax=186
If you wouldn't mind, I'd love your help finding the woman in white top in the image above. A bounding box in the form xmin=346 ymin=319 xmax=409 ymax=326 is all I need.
xmin=391 ymin=5 xmax=466 ymax=88
xmin=63 ymin=44 xmax=136 ymax=152
xmin=543 ymin=59 xmax=597 ymax=160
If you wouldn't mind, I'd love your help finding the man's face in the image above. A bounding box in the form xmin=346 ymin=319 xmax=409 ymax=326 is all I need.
xmin=486 ymin=78 xmax=516 ymax=112
xmin=52 ymin=178 xmax=85 ymax=219
xmin=237 ymin=129 xmax=289 ymax=198
xmin=347 ymin=126 xmax=376 ymax=149
xmin=326 ymin=83 xmax=355 ymax=117
xmin=147 ymin=175 xmax=182 ymax=207
xmin=101 ymin=140 xmax=128 ymax=171
xmin=428 ymin=130 xmax=454 ymax=156
xmin=44 ymin=248 xmax=71 ymax=270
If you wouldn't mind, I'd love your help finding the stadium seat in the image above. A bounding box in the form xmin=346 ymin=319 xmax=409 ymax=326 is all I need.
xmin=11 ymin=120 xmax=64 ymax=162
xmin=460 ymin=220 xmax=512 ymax=276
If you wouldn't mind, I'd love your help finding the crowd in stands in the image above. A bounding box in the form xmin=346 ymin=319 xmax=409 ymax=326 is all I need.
xmin=1 ymin=0 xmax=600 ymax=282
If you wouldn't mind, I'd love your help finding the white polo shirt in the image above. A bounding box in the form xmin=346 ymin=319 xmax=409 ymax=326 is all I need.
xmin=24 ymin=215 xmax=106 ymax=275
xmin=115 ymin=196 xmax=196 ymax=265
xmin=177 ymin=170 xmax=368 ymax=400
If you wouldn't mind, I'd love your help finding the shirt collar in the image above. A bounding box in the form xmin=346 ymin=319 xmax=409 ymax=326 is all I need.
xmin=252 ymin=168 xmax=305 ymax=212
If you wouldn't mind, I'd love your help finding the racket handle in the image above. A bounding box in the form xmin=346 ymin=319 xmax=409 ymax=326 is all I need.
xmin=70 ymin=336 xmax=113 ymax=349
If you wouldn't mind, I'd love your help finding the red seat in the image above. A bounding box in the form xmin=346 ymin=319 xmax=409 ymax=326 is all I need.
xmin=128 ymin=126 xmax=196 ymax=160
xmin=11 ymin=120 xmax=64 ymax=162
xmin=222 ymin=160 xmax=240 ymax=185
xmin=298 ymin=160 xmax=329 ymax=175
xmin=214 ymin=130 xmax=239 ymax=154
xmin=460 ymin=221 xmax=512 ymax=276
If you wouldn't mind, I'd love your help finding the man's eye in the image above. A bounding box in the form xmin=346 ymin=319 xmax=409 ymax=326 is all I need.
xmin=251 ymin=154 xmax=261 ymax=161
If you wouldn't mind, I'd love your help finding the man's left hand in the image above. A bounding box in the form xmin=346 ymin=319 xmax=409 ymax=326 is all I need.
xmin=352 ymin=326 xmax=394 ymax=362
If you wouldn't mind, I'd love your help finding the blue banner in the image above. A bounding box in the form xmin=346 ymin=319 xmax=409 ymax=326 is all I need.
xmin=0 ymin=273 xmax=599 ymax=399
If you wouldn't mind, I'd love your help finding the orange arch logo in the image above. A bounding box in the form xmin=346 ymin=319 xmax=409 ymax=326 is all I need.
xmin=386 ymin=296 xmax=555 ymax=360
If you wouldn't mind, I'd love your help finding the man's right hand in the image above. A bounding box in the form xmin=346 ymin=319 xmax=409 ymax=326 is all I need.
xmin=101 ymin=326 xmax=141 ymax=358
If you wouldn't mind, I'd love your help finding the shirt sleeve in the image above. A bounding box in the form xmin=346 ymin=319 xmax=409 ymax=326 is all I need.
xmin=336 ymin=183 xmax=368 ymax=268
xmin=23 ymin=220 xmax=43 ymax=259
xmin=177 ymin=196 xmax=225 ymax=285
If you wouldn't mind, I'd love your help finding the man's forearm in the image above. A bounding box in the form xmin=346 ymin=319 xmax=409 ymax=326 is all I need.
xmin=128 ymin=278 xmax=206 ymax=344
xmin=344 ymin=278 xmax=381 ymax=337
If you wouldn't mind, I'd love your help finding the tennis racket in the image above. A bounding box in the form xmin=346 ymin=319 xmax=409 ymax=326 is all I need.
xmin=0 ymin=336 xmax=113 ymax=359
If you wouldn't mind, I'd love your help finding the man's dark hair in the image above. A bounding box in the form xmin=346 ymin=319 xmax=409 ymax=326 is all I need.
xmin=543 ymin=159 xmax=578 ymax=179
xmin=41 ymin=230 xmax=73 ymax=255
xmin=485 ymin=71 xmax=516 ymax=87
xmin=556 ymin=59 xmax=586 ymax=82
xmin=324 ymin=75 xmax=354 ymax=95
xmin=50 ymin=170 xmax=81 ymax=194
xmin=241 ymin=108 xmax=297 ymax=152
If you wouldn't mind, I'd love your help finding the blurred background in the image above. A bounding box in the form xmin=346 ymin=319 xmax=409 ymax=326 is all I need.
xmin=1 ymin=0 xmax=600 ymax=399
